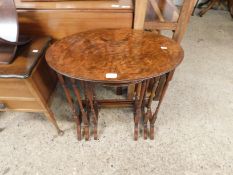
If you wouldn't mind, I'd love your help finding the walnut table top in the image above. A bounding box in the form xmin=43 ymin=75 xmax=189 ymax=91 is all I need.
xmin=45 ymin=29 xmax=184 ymax=83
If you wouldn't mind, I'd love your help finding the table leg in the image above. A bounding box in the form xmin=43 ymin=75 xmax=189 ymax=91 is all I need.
xmin=134 ymin=81 xmax=147 ymax=140
xmin=144 ymin=78 xmax=159 ymax=139
xmin=149 ymin=71 xmax=174 ymax=140
xmin=57 ymin=74 xmax=81 ymax=140
xmin=84 ymin=82 xmax=99 ymax=140
xmin=80 ymin=81 xmax=91 ymax=122
xmin=199 ymin=0 xmax=219 ymax=17
xmin=71 ymin=79 xmax=90 ymax=141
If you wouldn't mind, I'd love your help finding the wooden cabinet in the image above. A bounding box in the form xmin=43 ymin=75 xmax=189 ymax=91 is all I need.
xmin=0 ymin=37 xmax=62 ymax=134
xmin=15 ymin=0 xmax=134 ymax=40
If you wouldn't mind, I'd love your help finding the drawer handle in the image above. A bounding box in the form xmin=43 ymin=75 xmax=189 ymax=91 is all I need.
xmin=0 ymin=103 xmax=6 ymax=109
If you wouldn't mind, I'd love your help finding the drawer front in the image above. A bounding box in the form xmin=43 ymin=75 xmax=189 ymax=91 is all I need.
xmin=0 ymin=79 xmax=35 ymax=100
xmin=18 ymin=10 xmax=133 ymax=40
xmin=0 ymin=100 xmax=43 ymax=112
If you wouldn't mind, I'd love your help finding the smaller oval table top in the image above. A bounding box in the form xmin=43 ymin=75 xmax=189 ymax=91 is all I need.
xmin=46 ymin=29 xmax=184 ymax=83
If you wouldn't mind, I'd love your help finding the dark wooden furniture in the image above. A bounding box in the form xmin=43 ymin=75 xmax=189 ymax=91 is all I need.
xmin=0 ymin=0 xmax=19 ymax=64
xmin=0 ymin=37 xmax=63 ymax=135
xmin=45 ymin=29 xmax=184 ymax=141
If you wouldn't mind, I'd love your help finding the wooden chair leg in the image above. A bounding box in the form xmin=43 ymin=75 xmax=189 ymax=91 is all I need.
xmin=192 ymin=0 xmax=200 ymax=15
xmin=199 ymin=0 xmax=219 ymax=17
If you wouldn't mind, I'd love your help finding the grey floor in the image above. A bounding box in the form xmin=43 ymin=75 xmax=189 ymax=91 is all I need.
xmin=0 ymin=10 xmax=233 ymax=175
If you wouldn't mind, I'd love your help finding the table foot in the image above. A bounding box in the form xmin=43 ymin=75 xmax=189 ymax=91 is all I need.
xmin=143 ymin=124 xmax=148 ymax=140
xmin=134 ymin=125 xmax=139 ymax=141
xmin=94 ymin=125 xmax=98 ymax=140
xmin=150 ymin=124 xmax=155 ymax=140
xmin=84 ymin=82 xmax=99 ymax=140
xmin=84 ymin=126 xmax=90 ymax=141
xmin=57 ymin=129 xmax=65 ymax=136
xmin=144 ymin=109 xmax=152 ymax=140
xmin=76 ymin=124 xmax=82 ymax=141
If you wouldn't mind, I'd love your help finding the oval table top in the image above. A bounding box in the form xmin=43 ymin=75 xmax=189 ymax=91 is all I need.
xmin=46 ymin=29 xmax=184 ymax=83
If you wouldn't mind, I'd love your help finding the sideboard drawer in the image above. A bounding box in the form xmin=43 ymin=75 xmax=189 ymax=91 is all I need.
xmin=0 ymin=100 xmax=44 ymax=112
xmin=0 ymin=79 xmax=35 ymax=100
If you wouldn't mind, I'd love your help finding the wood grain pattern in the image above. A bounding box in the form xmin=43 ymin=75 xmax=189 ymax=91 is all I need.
xmin=15 ymin=0 xmax=132 ymax=10
xmin=18 ymin=10 xmax=133 ymax=40
xmin=0 ymin=100 xmax=43 ymax=112
xmin=0 ymin=37 xmax=62 ymax=134
xmin=16 ymin=0 xmax=133 ymax=40
xmin=46 ymin=29 xmax=184 ymax=83
xmin=0 ymin=37 xmax=51 ymax=78
xmin=0 ymin=79 xmax=35 ymax=100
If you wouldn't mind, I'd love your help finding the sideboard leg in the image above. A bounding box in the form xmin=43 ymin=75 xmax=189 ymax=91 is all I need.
xmin=44 ymin=110 xmax=64 ymax=136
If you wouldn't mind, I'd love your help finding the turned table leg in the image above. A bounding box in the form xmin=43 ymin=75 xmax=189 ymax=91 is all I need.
xmin=57 ymin=74 xmax=81 ymax=140
xmin=134 ymin=81 xmax=147 ymax=140
xmin=144 ymin=78 xmax=159 ymax=139
xmin=149 ymin=71 xmax=174 ymax=140
xmin=71 ymin=79 xmax=90 ymax=141
xmin=84 ymin=82 xmax=99 ymax=140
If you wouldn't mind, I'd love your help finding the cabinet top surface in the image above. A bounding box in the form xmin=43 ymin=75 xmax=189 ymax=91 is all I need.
xmin=0 ymin=37 xmax=51 ymax=79
xmin=46 ymin=29 xmax=184 ymax=83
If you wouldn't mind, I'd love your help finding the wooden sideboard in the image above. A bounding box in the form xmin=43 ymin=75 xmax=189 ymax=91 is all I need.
xmin=15 ymin=0 xmax=134 ymax=40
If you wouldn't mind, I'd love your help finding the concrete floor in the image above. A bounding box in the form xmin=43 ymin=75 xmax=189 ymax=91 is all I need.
xmin=0 ymin=10 xmax=233 ymax=175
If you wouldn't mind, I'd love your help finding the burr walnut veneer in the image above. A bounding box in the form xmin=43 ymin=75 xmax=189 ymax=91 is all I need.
xmin=45 ymin=29 xmax=184 ymax=141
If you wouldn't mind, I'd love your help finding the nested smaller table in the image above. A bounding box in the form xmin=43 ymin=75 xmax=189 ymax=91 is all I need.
xmin=45 ymin=29 xmax=184 ymax=141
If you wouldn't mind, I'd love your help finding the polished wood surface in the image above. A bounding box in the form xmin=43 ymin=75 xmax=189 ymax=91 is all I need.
xmin=0 ymin=0 xmax=18 ymax=64
xmin=0 ymin=79 xmax=34 ymax=100
xmin=46 ymin=29 xmax=184 ymax=83
xmin=18 ymin=11 xmax=133 ymax=40
xmin=0 ymin=37 xmax=51 ymax=78
xmin=16 ymin=0 xmax=133 ymax=40
xmin=15 ymin=0 xmax=132 ymax=10
xmin=0 ymin=37 xmax=62 ymax=135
